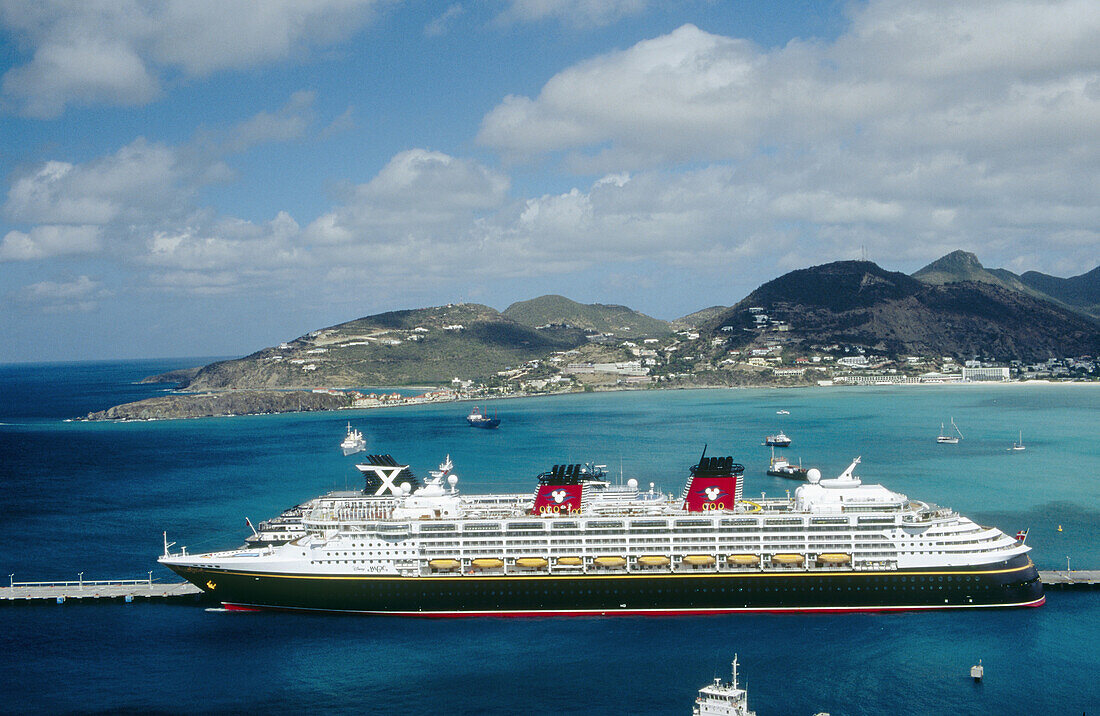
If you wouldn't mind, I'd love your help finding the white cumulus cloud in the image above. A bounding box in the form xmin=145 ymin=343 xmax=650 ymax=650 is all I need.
xmin=0 ymin=0 xmax=385 ymax=117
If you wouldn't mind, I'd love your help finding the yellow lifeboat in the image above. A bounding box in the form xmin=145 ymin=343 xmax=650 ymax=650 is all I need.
xmin=593 ymin=556 xmax=627 ymax=568
xmin=772 ymin=554 xmax=805 ymax=565
xmin=428 ymin=559 xmax=460 ymax=570
xmin=683 ymin=555 xmax=716 ymax=566
xmin=637 ymin=555 xmax=671 ymax=567
xmin=471 ymin=558 xmax=504 ymax=569
xmin=555 ymin=556 xmax=583 ymax=566
xmin=515 ymin=557 xmax=549 ymax=568
xmin=726 ymin=554 xmax=760 ymax=565
xmin=818 ymin=553 xmax=851 ymax=564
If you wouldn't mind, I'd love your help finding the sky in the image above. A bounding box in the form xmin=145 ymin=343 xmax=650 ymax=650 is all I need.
xmin=1 ymin=0 xmax=1098 ymax=362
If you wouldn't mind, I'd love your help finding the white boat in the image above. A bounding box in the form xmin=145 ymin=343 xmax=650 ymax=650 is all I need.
xmin=937 ymin=417 xmax=963 ymax=444
xmin=340 ymin=423 xmax=366 ymax=456
xmin=776 ymin=409 xmax=790 ymax=415
xmin=1010 ymin=431 xmax=1025 ymax=451
xmin=693 ymin=655 xmax=755 ymax=716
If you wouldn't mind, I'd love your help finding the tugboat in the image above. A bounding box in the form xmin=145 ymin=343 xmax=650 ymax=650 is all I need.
xmin=340 ymin=423 xmax=366 ymax=456
xmin=766 ymin=447 xmax=810 ymax=480
xmin=466 ymin=406 xmax=501 ymax=429
xmin=937 ymin=418 xmax=962 ymax=444
xmin=763 ymin=430 xmax=791 ymax=447
xmin=693 ymin=655 xmax=756 ymax=716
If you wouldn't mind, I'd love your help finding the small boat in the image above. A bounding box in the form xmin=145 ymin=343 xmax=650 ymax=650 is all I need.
xmin=766 ymin=447 xmax=809 ymax=479
xmin=339 ymin=423 xmax=366 ymax=456
xmin=763 ymin=431 xmax=791 ymax=447
xmin=776 ymin=409 xmax=790 ymax=415
xmin=466 ymin=406 xmax=500 ymax=429
xmin=1009 ymin=431 xmax=1025 ymax=451
xmin=693 ymin=655 xmax=756 ymax=716
xmin=970 ymin=659 xmax=984 ymax=682
xmin=937 ymin=417 xmax=963 ymax=444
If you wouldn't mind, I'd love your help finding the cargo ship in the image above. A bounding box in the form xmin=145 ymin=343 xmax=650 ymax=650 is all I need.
xmin=160 ymin=449 xmax=1043 ymax=615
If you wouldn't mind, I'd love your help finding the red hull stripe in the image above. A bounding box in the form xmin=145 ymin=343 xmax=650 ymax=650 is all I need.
xmin=219 ymin=594 xmax=1045 ymax=617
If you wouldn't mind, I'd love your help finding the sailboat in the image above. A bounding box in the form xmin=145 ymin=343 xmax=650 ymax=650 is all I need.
xmin=936 ymin=417 xmax=963 ymax=444
xmin=1010 ymin=430 xmax=1026 ymax=451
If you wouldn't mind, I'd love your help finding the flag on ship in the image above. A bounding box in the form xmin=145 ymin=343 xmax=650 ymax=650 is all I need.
xmin=1016 ymin=528 xmax=1029 ymax=543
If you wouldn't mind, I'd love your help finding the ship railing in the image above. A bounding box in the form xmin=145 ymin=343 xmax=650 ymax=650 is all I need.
xmin=10 ymin=577 xmax=160 ymax=588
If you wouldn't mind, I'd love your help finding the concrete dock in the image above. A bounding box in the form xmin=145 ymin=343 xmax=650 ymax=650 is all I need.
xmin=1038 ymin=570 xmax=1100 ymax=589
xmin=1 ymin=577 xmax=203 ymax=604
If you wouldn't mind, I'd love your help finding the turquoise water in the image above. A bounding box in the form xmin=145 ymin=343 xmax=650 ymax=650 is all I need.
xmin=1 ymin=362 xmax=1098 ymax=714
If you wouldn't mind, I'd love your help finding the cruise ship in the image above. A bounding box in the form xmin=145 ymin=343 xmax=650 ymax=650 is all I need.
xmin=159 ymin=449 xmax=1043 ymax=615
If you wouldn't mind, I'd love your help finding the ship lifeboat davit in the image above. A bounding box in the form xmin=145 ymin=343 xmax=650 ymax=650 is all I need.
xmin=555 ymin=556 xmax=583 ymax=566
xmin=637 ymin=555 xmax=670 ymax=567
xmin=818 ymin=553 xmax=851 ymax=564
xmin=593 ymin=556 xmax=627 ymax=568
xmin=515 ymin=557 xmax=549 ymax=568
xmin=771 ymin=553 xmax=805 ymax=565
xmin=471 ymin=558 xmax=505 ymax=569
xmin=726 ymin=554 xmax=760 ymax=565
xmin=429 ymin=559 xmax=461 ymax=570
xmin=683 ymin=555 xmax=716 ymax=566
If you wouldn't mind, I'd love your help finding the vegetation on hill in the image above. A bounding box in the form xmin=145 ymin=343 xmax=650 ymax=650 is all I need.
xmin=183 ymin=303 xmax=589 ymax=389
xmin=1019 ymin=266 xmax=1100 ymax=318
xmin=502 ymin=294 xmax=671 ymax=337
xmin=704 ymin=260 xmax=1100 ymax=362
xmin=672 ymin=305 xmax=728 ymax=329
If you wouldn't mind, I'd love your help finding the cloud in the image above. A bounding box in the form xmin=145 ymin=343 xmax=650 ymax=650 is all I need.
xmin=0 ymin=224 xmax=101 ymax=261
xmin=494 ymin=0 xmax=649 ymax=29
xmin=479 ymin=4 xmax=1100 ymax=167
xmin=224 ymin=91 xmax=316 ymax=152
xmin=11 ymin=275 xmax=109 ymax=312
xmin=472 ymin=2 xmax=1100 ymax=273
xmin=0 ymin=94 xmax=320 ymax=267
xmin=424 ymin=3 xmax=463 ymax=37
xmin=0 ymin=0 xmax=385 ymax=117
xmin=303 ymin=149 xmax=510 ymax=245
xmin=3 ymin=140 xmax=210 ymax=226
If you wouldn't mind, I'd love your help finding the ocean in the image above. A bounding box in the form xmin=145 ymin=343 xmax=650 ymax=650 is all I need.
xmin=1 ymin=359 xmax=1097 ymax=715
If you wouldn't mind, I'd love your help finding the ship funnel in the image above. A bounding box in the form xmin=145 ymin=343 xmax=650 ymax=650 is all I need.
xmin=681 ymin=453 xmax=744 ymax=511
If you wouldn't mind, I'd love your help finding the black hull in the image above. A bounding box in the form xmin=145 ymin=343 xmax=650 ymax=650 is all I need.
xmin=166 ymin=554 xmax=1043 ymax=616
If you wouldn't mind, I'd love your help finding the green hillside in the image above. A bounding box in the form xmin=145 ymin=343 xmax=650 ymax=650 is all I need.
xmin=502 ymin=295 xmax=671 ymax=337
xmin=184 ymin=303 xmax=588 ymax=389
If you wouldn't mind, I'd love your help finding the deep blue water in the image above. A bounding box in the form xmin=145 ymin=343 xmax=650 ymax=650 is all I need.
xmin=1 ymin=361 xmax=1098 ymax=714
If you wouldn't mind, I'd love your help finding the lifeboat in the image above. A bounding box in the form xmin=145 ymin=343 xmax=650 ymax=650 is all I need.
xmin=726 ymin=554 xmax=760 ymax=565
xmin=818 ymin=553 xmax=851 ymax=564
xmin=771 ymin=554 xmax=805 ymax=565
xmin=683 ymin=555 xmax=716 ymax=566
xmin=515 ymin=557 xmax=549 ymax=568
xmin=471 ymin=558 xmax=504 ymax=569
xmin=555 ymin=556 xmax=583 ymax=566
xmin=637 ymin=555 xmax=671 ymax=567
xmin=428 ymin=558 xmax=460 ymax=570
xmin=593 ymin=556 xmax=627 ymax=568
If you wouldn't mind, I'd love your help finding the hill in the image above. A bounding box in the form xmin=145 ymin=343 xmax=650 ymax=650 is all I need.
xmin=672 ymin=305 xmax=728 ymax=330
xmin=502 ymin=295 xmax=671 ymax=337
xmin=912 ymin=250 xmax=1032 ymax=293
xmin=1019 ymin=266 xmax=1100 ymax=318
xmin=181 ymin=303 xmax=589 ymax=389
xmin=705 ymin=260 xmax=1100 ymax=362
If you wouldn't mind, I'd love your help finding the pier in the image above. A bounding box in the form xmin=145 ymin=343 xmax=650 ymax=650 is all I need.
xmin=1038 ymin=570 xmax=1100 ymax=589
xmin=1 ymin=575 xmax=202 ymax=604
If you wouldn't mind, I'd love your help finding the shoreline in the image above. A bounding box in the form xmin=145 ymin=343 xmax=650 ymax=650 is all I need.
xmin=76 ymin=378 xmax=1100 ymax=423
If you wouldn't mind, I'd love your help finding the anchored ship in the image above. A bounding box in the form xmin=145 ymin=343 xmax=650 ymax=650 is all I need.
xmin=160 ymin=449 xmax=1043 ymax=615
xmin=693 ymin=655 xmax=755 ymax=716
xmin=466 ymin=406 xmax=500 ymax=429
xmin=763 ymin=431 xmax=791 ymax=447
xmin=340 ymin=423 xmax=366 ymax=456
